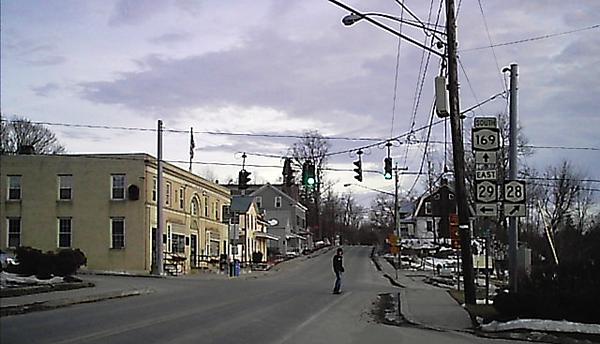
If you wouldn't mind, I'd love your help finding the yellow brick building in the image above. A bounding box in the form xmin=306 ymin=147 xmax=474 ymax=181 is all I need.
xmin=0 ymin=153 xmax=230 ymax=275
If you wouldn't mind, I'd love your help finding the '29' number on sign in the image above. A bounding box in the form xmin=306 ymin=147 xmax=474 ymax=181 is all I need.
xmin=476 ymin=182 xmax=496 ymax=202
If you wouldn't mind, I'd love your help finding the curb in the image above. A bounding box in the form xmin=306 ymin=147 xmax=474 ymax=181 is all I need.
xmin=0 ymin=288 xmax=154 ymax=317
xmin=0 ymin=282 xmax=95 ymax=298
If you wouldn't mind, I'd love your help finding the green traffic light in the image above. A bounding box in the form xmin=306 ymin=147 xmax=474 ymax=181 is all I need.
xmin=307 ymin=177 xmax=315 ymax=185
xmin=384 ymin=172 xmax=392 ymax=180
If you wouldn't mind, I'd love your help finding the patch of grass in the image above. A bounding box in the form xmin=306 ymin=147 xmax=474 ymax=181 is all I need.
xmin=448 ymin=289 xmax=501 ymax=324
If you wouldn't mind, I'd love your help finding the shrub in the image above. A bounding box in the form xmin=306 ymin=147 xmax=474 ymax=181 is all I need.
xmin=10 ymin=247 xmax=87 ymax=279
xmin=252 ymin=251 xmax=263 ymax=264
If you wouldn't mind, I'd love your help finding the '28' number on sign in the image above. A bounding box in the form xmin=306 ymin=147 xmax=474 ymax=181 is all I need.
xmin=506 ymin=184 xmax=523 ymax=200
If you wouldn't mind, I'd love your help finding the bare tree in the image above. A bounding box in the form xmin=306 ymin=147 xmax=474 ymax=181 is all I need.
xmin=1 ymin=115 xmax=66 ymax=154
xmin=288 ymin=130 xmax=330 ymax=239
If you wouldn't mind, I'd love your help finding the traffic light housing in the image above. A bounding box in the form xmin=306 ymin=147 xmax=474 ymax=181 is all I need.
xmin=353 ymin=159 xmax=362 ymax=182
xmin=302 ymin=161 xmax=316 ymax=187
xmin=238 ymin=169 xmax=251 ymax=189
xmin=383 ymin=157 xmax=393 ymax=180
xmin=282 ymin=158 xmax=295 ymax=186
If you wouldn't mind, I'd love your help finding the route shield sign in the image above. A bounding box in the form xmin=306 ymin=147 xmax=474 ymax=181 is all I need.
xmin=472 ymin=128 xmax=500 ymax=151
xmin=476 ymin=181 xmax=497 ymax=203
xmin=504 ymin=180 xmax=526 ymax=203
xmin=504 ymin=180 xmax=527 ymax=217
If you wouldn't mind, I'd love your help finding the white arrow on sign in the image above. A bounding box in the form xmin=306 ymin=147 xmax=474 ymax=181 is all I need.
xmin=476 ymin=203 xmax=498 ymax=217
xmin=504 ymin=180 xmax=526 ymax=203
xmin=504 ymin=204 xmax=526 ymax=217
xmin=475 ymin=151 xmax=497 ymax=164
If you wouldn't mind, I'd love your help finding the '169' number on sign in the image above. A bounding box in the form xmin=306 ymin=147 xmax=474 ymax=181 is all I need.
xmin=472 ymin=128 xmax=500 ymax=151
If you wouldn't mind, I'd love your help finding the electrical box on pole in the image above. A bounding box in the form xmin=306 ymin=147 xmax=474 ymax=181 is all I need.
xmin=435 ymin=76 xmax=449 ymax=118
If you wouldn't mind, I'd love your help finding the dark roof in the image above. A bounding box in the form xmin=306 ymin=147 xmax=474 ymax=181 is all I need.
xmin=230 ymin=196 xmax=255 ymax=213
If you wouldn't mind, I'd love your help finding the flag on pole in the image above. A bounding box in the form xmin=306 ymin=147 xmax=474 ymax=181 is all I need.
xmin=190 ymin=127 xmax=195 ymax=160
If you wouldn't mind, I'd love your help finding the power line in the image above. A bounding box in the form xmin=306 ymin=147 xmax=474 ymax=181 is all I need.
xmin=390 ymin=5 xmax=405 ymax=138
xmin=476 ymin=0 xmax=507 ymax=93
xmin=461 ymin=24 xmax=600 ymax=52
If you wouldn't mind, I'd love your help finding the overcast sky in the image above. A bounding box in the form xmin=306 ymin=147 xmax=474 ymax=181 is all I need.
xmin=2 ymin=0 xmax=599 ymax=203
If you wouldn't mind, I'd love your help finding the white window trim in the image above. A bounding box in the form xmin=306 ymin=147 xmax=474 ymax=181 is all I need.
xmin=255 ymin=196 xmax=262 ymax=209
xmin=171 ymin=232 xmax=186 ymax=254
xmin=7 ymin=175 xmax=21 ymax=201
xmin=111 ymin=174 xmax=126 ymax=200
xmin=152 ymin=177 xmax=157 ymax=202
xmin=165 ymin=182 xmax=172 ymax=206
xmin=58 ymin=175 xmax=73 ymax=201
xmin=191 ymin=197 xmax=199 ymax=216
xmin=274 ymin=196 xmax=282 ymax=208
xmin=179 ymin=187 xmax=184 ymax=209
xmin=110 ymin=217 xmax=125 ymax=249
xmin=57 ymin=217 xmax=72 ymax=248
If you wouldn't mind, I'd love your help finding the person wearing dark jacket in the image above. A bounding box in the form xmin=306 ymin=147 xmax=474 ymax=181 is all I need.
xmin=332 ymin=248 xmax=344 ymax=294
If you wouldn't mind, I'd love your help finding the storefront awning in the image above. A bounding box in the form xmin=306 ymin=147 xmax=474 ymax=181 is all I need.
xmin=254 ymin=232 xmax=279 ymax=241
xmin=286 ymin=233 xmax=306 ymax=241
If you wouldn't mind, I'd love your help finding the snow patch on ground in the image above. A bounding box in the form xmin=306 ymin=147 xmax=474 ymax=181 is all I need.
xmin=0 ymin=271 xmax=64 ymax=287
xmin=481 ymin=318 xmax=600 ymax=334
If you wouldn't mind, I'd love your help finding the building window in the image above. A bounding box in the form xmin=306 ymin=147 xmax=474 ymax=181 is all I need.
xmin=111 ymin=218 xmax=125 ymax=249
xmin=58 ymin=175 xmax=73 ymax=200
xmin=426 ymin=220 xmax=433 ymax=232
xmin=8 ymin=175 xmax=21 ymax=200
xmin=296 ymin=215 xmax=300 ymax=226
xmin=172 ymin=233 xmax=185 ymax=254
xmin=111 ymin=174 xmax=126 ymax=200
xmin=425 ymin=202 xmax=432 ymax=215
xmin=204 ymin=197 xmax=208 ymax=217
xmin=179 ymin=187 xmax=184 ymax=209
xmin=191 ymin=198 xmax=199 ymax=216
xmin=255 ymin=196 xmax=262 ymax=209
xmin=165 ymin=182 xmax=172 ymax=206
xmin=215 ymin=200 xmax=220 ymax=221
xmin=274 ymin=196 xmax=282 ymax=208
xmin=58 ymin=218 xmax=72 ymax=248
xmin=152 ymin=177 xmax=157 ymax=202
xmin=7 ymin=218 xmax=21 ymax=248
xmin=222 ymin=205 xmax=231 ymax=223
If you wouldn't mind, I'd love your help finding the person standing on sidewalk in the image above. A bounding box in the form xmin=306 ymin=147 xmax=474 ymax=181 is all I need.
xmin=332 ymin=248 xmax=344 ymax=294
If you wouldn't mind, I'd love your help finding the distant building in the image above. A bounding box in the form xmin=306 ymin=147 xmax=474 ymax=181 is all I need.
xmin=225 ymin=183 xmax=309 ymax=255
xmin=0 ymin=153 xmax=230 ymax=275
xmin=226 ymin=196 xmax=278 ymax=264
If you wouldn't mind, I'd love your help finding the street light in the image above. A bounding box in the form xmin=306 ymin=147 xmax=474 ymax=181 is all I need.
xmin=342 ymin=12 xmax=447 ymax=39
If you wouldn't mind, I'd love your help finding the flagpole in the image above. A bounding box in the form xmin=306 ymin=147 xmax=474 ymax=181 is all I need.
xmin=189 ymin=127 xmax=194 ymax=172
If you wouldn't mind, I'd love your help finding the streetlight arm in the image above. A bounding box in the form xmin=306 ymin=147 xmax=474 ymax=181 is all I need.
xmin=344 ymin=12 xmax=447 ymax=37
xmin=328 ymin=0 xmax=445 ymax=58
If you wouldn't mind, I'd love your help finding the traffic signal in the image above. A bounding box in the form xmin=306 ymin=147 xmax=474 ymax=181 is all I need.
xmin=302 ymin=160 xmax=316 ymax=187
xmin=282 ymin=158 xmax=294 ymax=186
xmin=238 ymin=169 xmax=251 ymax=189
xmin=383 ymin=157 xmax=393 ymax=180
xmin=353 ymin=159 xmax=362 ymax=182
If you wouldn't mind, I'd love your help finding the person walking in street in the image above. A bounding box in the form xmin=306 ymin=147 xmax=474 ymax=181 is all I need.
xmin=332 ymin=247 xmax=344 ymax=294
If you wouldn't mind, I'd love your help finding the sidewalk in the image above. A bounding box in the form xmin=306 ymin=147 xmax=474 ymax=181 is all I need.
xmin=375 ymin=255 xmax=473 ymax=331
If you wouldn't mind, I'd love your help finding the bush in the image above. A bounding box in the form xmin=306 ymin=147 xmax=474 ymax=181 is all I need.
xmin=493 ymin=262 xmax=600 ymax=323
xmin=10 ymin=247 xmax=87 ymax=279
xmin=252 ymin=251 xmax=263 ymax=264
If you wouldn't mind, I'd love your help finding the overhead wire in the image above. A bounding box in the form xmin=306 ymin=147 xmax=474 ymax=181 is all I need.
xmin=476 ymin=0 xmax=508 ymax=92
xmin=389 ymin=5 xmax=405 ymax=138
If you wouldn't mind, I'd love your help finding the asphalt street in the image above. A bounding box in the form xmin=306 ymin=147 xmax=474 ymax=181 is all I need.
xmin=0 ymin=246 xmax=521 ymax=344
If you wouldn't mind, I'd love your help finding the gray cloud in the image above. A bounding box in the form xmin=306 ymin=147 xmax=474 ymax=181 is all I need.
xmin=31 ymin=82 xmax=60 ymax=97
xmin=109 ymin=0 xmax=168 ymax=26
xmin=149 ymin=32 xmax=193 ymax=45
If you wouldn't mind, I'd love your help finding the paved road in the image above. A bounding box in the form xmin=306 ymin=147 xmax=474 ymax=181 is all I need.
xmin=1 ymin=246 xmax=520 ymax=344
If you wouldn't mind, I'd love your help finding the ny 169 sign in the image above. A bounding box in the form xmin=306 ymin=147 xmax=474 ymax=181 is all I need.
xmin=472 ymin=128 xmax=500 ymax=151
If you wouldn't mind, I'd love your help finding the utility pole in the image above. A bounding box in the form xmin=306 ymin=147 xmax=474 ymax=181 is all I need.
xmin=394 ymin=163 xmax=400 ymax=275
xmin=508 ymin=63 xmax=519 ymax=293
xmin=153 ymin=120 xmax=164 ymax=275
xmin=445 ymin=0 xmax=476 ymax=304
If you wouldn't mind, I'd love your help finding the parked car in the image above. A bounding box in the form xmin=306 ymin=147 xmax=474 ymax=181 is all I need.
xmin=0 ymin=250 xmax=17 ymax=270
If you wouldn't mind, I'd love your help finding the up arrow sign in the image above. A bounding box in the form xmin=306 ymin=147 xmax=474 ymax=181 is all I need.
xmin=475 ymin=151 xmax=497 ymax=165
